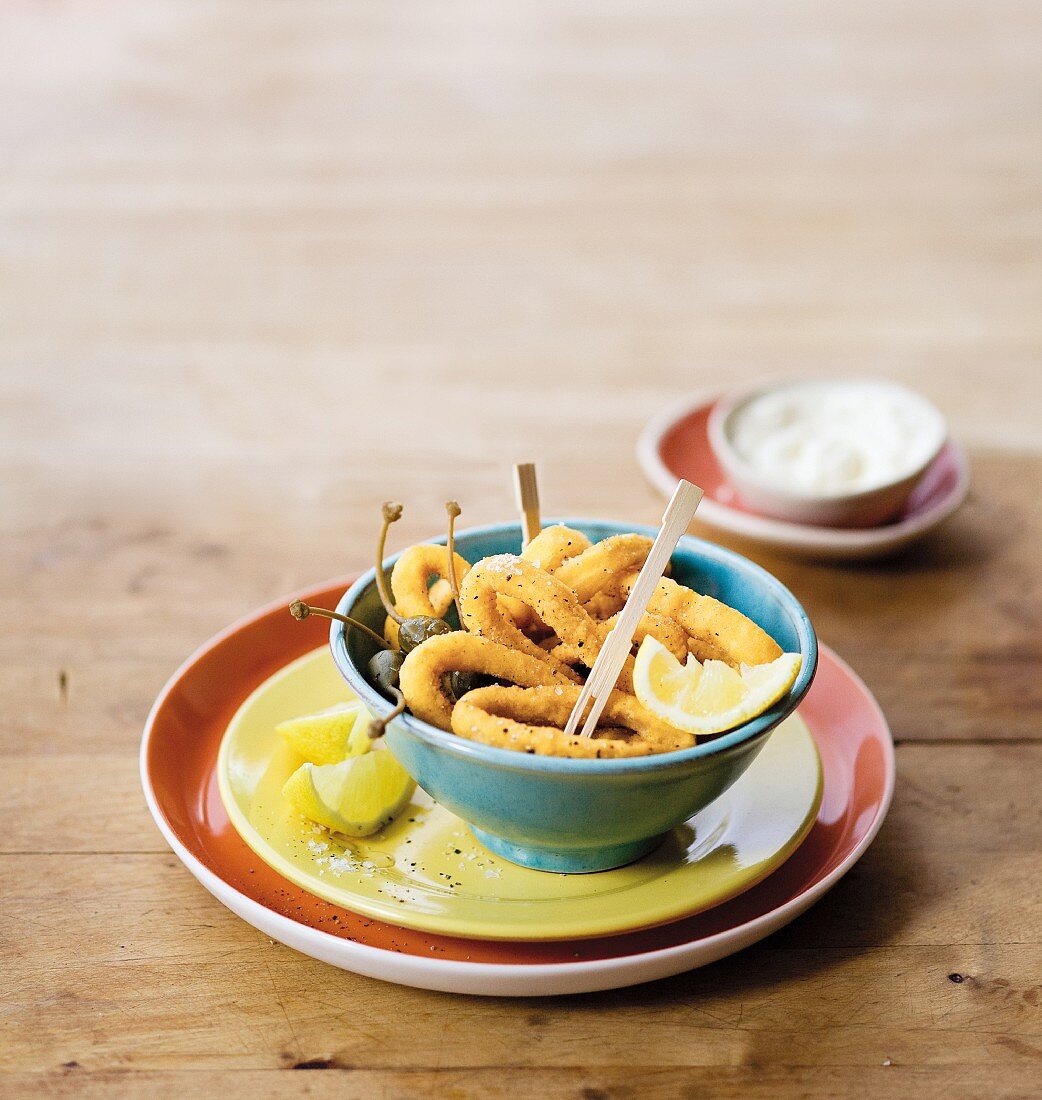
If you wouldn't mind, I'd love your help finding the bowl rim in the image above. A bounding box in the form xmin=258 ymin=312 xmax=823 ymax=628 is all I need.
xmin=707 ymin=376 xmax=949 ymax=507
xmin=330 ymin=518 xmax=818 ymax=775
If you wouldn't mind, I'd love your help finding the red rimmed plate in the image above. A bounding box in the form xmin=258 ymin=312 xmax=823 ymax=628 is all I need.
xmin=141 ymin=577 xmax=895 ymax=996
xmin=638 ymin=394 xmax=970 ymax=560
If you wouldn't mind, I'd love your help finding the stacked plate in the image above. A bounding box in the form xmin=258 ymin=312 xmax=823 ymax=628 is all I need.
xmin=142 ymin=576 xmax=895 ymax=997
xmin=638 ymin=392 xmax=969 ymax=560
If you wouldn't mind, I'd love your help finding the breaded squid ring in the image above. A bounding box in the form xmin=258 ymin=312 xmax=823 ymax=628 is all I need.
xmin=383 ymin=544 xmax=472 ymax=646
xmin=451 ymin=685 xmax=696 ymax=758
xmin=398 ymin=631 xmax=573 ymax=730
xmin=552 ymin=534 xmax=654 ymax=603
xmin=583 ymin=589 xmax=628 ymax=620
xmin=546 ymin=609 xmax=689 ymax=694
xmin=459 ymin=555 xmax=601 ymax=677
xmin=619 ymin=574 xmax=783 ymax=667
xmin=521 ymin=525 xmax=592 ymax=572
xmin=609 ymin=609 xmax=688 ymax=662
xmin=462 ymin=555 xmax=696 ymax=693
xmin=501 ymin=525 xmax=592 ymax=633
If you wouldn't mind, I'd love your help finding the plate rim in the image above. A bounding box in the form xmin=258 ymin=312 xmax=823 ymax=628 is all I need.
xmin=215 ymin=647 xmax=824 ymax=942
xmin=636 ymin=391 xmax=971 ymax=555
xmin=140 ymin=582 xmax=895 ymax=995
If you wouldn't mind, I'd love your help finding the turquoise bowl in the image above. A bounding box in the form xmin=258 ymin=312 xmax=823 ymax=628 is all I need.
xmin=330 ymin=520 xmax=817 ymax=873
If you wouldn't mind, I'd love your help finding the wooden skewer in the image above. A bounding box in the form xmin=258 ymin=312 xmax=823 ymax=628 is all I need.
xmin=513 ymin=462 xmax=541 ymax=547
xmin=563 ymin=480 xmax=705 ymax=739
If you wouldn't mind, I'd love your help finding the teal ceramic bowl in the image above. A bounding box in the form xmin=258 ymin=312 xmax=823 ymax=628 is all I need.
xmin=331 ymin=520 xmax=817 ymax=873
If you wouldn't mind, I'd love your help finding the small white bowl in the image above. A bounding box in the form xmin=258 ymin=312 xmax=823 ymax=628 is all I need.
xmin=707 ymin=378 xmax=949 ymax=529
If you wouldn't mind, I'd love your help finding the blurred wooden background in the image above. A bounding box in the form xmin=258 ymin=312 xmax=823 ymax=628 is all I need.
xmin=2 ymin=1 xmax=1040 ymax=1097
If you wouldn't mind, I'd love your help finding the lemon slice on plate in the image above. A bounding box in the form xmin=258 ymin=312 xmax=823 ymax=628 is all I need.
xmin=633 ymin=636 xmax=801 ymax=736
xmin=276 ymin=701 xmax=370 ymax=765
xmin=282 ymin=746 xmax=417 ymax=837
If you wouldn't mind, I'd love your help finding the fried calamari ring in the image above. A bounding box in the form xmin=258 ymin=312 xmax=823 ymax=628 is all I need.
xmin=552 ymin=533 xmax=654 ymax=603
xmin=500 ymin=525 xmax=592 ymax=633
xmin=460 ymin=554 xmax=690 ymax=693
xmin=383 ymin=544 xmax=472 ymax=646
xmin=608 ymin=609 xmax=688 ymax=662
xmin=546 ymin=609 xmax=688 ymax=693
xmin=398 ymin=631 xmax=573 ymax=730
xmin=521 ymin=524 xmax=592 ymax=572
xmin=459 ymin=555 xmax=597 ymax=677
xmin=392 ymin=544 xmax=471 ymax=617
xmin=583 ymin=589 xmax=628 ymax=620
xmin=618 ymin=574 xmax=783 ymax=666
xmin=451 ymin=685 xmax=696 ymax=758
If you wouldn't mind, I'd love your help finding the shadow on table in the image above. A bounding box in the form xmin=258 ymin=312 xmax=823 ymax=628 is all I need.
xmin=535 ymin=800 xmax=924 ymax=1011
xmin=837 ymin=506 xmax=995 ymax=576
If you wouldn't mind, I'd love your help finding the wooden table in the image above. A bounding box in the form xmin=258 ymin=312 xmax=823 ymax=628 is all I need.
xmin=3 ymin=1 xmax=1040 ymax=1096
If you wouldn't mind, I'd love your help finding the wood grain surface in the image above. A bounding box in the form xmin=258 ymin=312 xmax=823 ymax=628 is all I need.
xmin=2 ymin=1 xmax=1040 ymax=1097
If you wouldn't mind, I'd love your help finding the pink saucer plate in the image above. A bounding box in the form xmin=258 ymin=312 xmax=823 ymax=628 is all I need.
xmin=141 ymin=578 xmax=895 ymax=997
xmin=638 ymin=393 xmax=970 ymax=560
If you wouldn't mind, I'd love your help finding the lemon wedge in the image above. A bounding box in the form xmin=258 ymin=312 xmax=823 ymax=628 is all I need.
xmin=633 ymin=635 xmax=801 ymax=736
xmin=277 ymin=701 xmax=370 ymax=765
xmin=282 ymin=747 xmax=416 ymax=837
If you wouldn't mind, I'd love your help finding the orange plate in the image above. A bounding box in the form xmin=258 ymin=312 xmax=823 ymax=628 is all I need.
xmin=143 ymin=576 xmax=894 ymax=966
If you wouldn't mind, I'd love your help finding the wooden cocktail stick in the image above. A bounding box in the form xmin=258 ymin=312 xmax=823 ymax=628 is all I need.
xmin=512 ymin=462 xmax=541 ymax=547
xmin=563 ymin=480 xmax=705 ymax=739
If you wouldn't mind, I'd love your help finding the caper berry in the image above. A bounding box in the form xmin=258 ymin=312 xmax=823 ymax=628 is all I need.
xmin=449 ymin=670 xmax=482 ymax=700
xmin=397 ymin=615 xmax=453 ymax=654
xmin=368 ymin=648 xmax=405 ymax=692
xmin=288 ymin=601 xmax=389 ymax=649
xmin=369 ymin=685 xmax=406 ymax=738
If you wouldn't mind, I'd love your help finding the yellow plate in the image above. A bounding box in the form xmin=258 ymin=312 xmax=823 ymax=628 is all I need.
xmin=218 ymin=648 xmax=823 ymax=941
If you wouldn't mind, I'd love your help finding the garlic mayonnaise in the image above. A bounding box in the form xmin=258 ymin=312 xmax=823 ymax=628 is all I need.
xmin=725 ymin=380 xmax=945 ymax=497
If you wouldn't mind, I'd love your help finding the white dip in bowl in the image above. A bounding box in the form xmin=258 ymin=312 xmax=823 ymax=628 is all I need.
xmin=709 ymin=378 xmax=948 ymax=528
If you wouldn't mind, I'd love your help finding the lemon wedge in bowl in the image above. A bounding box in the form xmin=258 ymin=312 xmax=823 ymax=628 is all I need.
xmin=276 ymin=701 xmax=370 ymax=765
xmin=282 ymin=746 xmax=416 ymax=837
xmin=633 ymin=636 xmax=802 ymax=737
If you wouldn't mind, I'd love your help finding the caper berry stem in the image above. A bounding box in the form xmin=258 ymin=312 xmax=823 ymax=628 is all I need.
xmin=368 ymin=686 xmax=406 ymax=738
xmin=375 ymin=501 xmax=405 ymax=625
xmin=444 ymin=499 xmax=464 ymax=624
xmin=289 ymin=601 xmax=389 ymax=649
